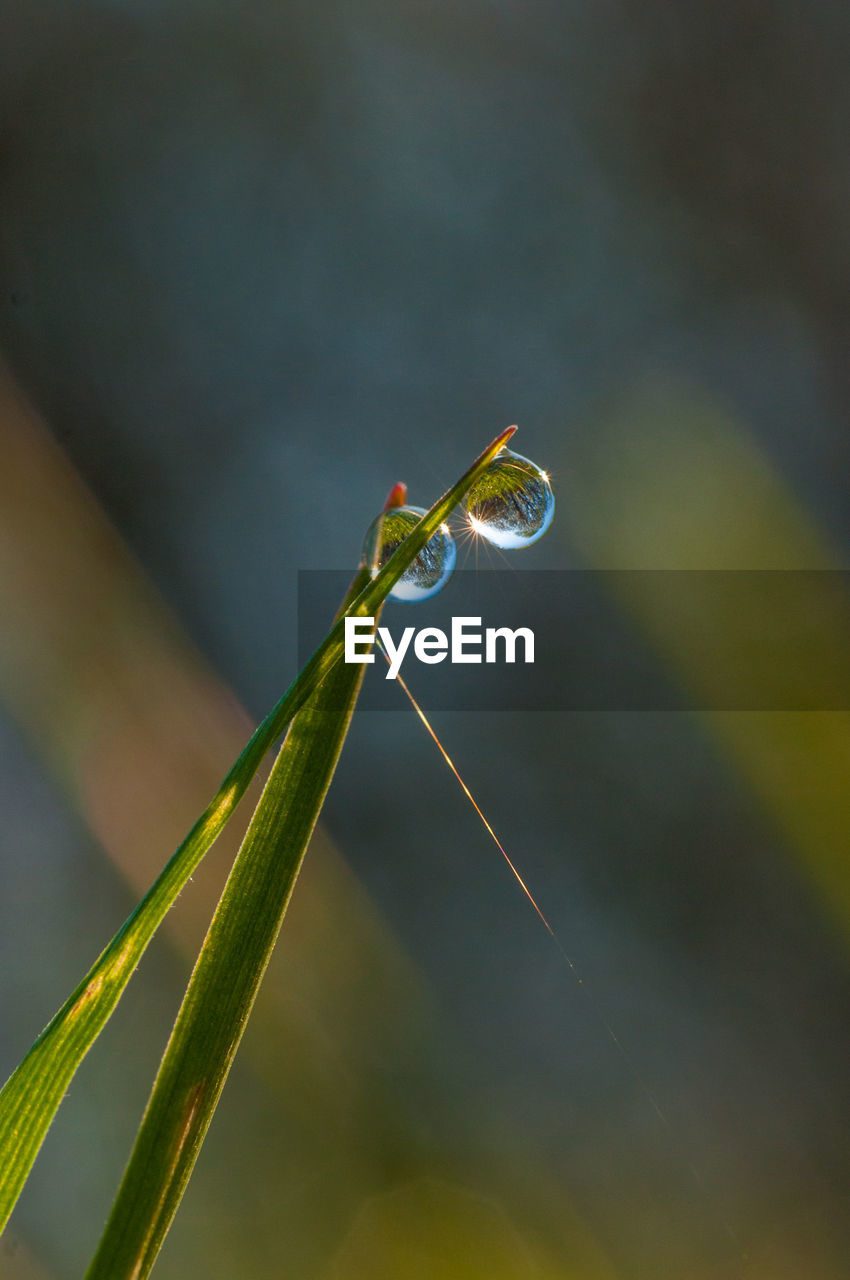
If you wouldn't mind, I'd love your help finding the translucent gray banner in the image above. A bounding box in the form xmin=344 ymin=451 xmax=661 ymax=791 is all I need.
xmin=298 ymin=571 xmax=850 ymax=711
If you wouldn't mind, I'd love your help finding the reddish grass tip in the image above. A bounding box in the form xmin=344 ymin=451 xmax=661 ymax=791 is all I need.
xmin=493 ymin=424 xmax=518 ymax=449
xmin=383 ymin=481 xmax=408 ymax=510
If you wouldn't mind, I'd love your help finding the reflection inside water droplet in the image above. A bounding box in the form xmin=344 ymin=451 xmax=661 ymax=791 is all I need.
xmin=361 ymin=505 xmax=457 ymax=602
xmin=463 ymin=448 xmax=554 ymax=549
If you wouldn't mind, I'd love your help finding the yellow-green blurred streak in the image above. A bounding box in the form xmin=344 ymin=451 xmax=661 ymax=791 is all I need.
xmin=325 ymin=1178 xmax=567 ymax=1280
xmin=0 ymin=363 xmax=614 ymax=1279
xmin=559 ymin=376 xmax=850 ymax=933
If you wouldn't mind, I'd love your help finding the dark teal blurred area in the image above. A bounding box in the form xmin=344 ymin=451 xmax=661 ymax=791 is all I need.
xmin=1 ymin=2 xmax=849 ymax=1277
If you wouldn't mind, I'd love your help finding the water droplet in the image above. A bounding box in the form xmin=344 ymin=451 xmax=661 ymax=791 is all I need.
xmin=463 ymin=449 xmax=554 ymax=549
xmin=361 ymin=505 xmax=457 ymax=602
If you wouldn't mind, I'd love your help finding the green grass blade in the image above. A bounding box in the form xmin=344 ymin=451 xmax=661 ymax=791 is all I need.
xmin=0 ymin=426 xmax=515 ymax=1233
xmin=85 ymin=570 xmax=371 ymax=1278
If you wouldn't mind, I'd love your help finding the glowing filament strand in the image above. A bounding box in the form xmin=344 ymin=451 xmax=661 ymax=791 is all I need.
xmin=377 ymin=639 xmax=745 ymax=1269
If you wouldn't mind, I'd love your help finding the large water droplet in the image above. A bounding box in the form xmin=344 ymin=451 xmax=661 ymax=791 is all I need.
xmin=463 ymin=448 xmax=554 ymax=549
xmin=361 ymin=505 xmax=457 ymax=602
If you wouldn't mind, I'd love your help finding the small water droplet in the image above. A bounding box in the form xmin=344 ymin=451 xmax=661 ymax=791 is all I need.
xmin=361 ymin=505 xmax=457 ymax=602
xmin=463 ymin=448 xmax=554 ymax=549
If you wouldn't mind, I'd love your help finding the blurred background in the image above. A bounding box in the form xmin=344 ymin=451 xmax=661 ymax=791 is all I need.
xmin=1 ymin=1 xmax=849 ymax=1276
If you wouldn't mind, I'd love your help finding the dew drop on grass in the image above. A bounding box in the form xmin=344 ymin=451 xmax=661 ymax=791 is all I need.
xmin=463 ymin=448 xmax=554 ymax=549
xmin=361 ymin=505 xmax=457 ymax=602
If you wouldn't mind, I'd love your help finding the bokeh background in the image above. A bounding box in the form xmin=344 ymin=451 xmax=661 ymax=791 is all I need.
xmin=1 ymin=2 xmax=849 ymax=1277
